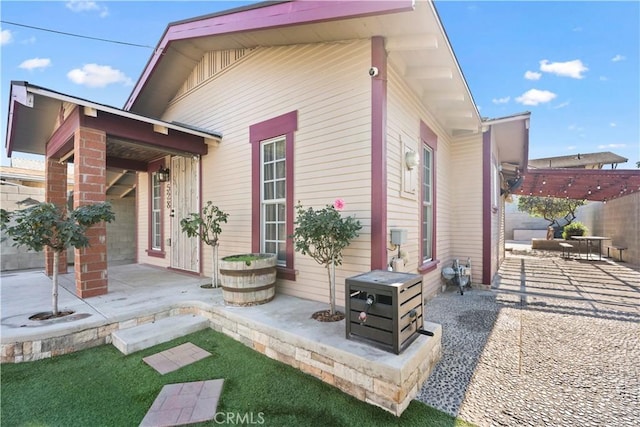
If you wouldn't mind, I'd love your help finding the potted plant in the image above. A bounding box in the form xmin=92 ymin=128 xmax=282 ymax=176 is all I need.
xmin=180 ymin=201 xmax=228 ymax=288
xmin=562 ymin=221 xmax=588 ymax=240
xmin=219 ymin=253 xmax=277 ymax=306
xmin=291 ymin=199 xmax=362 ymax=321
xmin=0 ymin=202 xmax=115 ymax=318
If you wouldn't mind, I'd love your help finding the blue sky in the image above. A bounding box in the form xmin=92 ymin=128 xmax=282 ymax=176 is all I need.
xmin=1 ymin=1 xmax=638 ymax=167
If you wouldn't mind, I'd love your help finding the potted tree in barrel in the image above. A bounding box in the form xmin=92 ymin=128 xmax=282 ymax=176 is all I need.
xmin=180 ymin=201 xmax=228 ymax=288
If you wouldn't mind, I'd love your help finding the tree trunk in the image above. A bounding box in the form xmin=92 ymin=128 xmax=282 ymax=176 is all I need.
xmin=212 ymin=242 xmax=220 ymax=288
xmin=327 ymin=263 xmax=336 ymax=315
xmin=52 ymin=250 xmax=59 ymax=316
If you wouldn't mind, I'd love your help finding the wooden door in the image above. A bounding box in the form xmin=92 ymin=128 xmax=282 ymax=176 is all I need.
xmin=171 ymin=156 xmax=200 ymax=272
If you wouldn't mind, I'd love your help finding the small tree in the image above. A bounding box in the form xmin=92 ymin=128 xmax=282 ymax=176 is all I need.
xmin=517 ymin=196 xmax=586 ymax=228
xmin=180 ymin=201 xmax=228 ymax=287
xmin=0 ymin=202 xmax=115 ymax=316
xmin=291 ymin=199 xmax=362 ymax=317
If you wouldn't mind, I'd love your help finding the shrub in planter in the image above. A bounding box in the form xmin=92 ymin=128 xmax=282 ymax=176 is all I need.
xmin=562 ymin=221 xmax=588 ymax=240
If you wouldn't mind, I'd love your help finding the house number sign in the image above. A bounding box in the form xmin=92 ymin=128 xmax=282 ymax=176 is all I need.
xmin=165 ymin=182 xmax=172 ymax=209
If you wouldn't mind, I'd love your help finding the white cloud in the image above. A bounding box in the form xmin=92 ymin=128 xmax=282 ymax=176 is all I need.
xmin=1 ymin=29 xmax=13 ymax=45
xmin=568 ymin=124 xmax=583 ymax=132
xmin=610 ymin=122 xmax=617 ymax=127
xmin=515 ymin=89 xmax=557 ymax=106
xmin=566 ymin=145 xmax=577 ymax=151
xmin=611 ymin=54 xmax=626 ymax=62
xmin=67 ymin=64 xmax=133 ymax=88
xmin=599 ymin=76 xmax=608 ymax=81
xmin=19 ymin=58 xmax=52 ymax=71
xmin=65 ymin=1 xmax=109 ymax=17
xmin=539 ymin=59 xmax=588 ymax=79
xmin=524 ymin=71 xmax=541 ymax=80
xmin=553 ymin=101 xmax=570 ymax=109
xmin=597 ymin=143 xmax=626 ymax=149
xmin=572 ymin=27 xmax=582 ymax=32
xmin=21 ymin=36 xmax=37 ymax=45
xmin=492 ymin=96 xmax=510 ymax=104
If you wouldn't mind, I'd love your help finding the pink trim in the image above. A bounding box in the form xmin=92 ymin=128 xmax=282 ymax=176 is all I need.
xmin=249 ymin=111 xmax=298 ymax=279
xmin=46 ymin=106 xmax=80 ymax=158
xmin=82 ymin=112 xmax=208 ymax=156
xmin=482 ymin=130 xmax=492 ymax=285
xmin=126 ymin=0 xmax=414 ymax=110
xmin=370 ymin=36 xmax=387 ymax=270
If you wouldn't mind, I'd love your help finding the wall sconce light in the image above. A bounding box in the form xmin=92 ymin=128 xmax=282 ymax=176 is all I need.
xmin=405 ymin=150 xmax=419 ymax=170
xmin=157 ymin=165 xmax=170 ymax=182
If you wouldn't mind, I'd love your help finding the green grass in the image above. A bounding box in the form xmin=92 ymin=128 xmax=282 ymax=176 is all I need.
xmin=1 ymin=329 xmax=472 ymax=426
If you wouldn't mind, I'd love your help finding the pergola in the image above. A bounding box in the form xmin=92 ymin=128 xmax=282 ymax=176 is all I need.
xmin=516 ymin=168 xmax=640 ymax=202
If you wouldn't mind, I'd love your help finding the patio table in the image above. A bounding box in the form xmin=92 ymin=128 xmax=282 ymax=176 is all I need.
xmin=570 ymin=236 xmax=610 ymax=261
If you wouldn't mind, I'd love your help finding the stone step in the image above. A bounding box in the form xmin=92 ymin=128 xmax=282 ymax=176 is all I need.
xmin=112 ymin=314 xmax=209 ymax=355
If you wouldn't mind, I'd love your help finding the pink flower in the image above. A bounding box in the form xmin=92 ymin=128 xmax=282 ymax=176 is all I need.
xmin=333 ymin=198 xmax=345 ymax=211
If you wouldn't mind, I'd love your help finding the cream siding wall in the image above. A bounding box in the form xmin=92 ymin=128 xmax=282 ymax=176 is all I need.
xmin=450 ymin=134 xmax=484 ymax=284
xmin=159 ymin=41 xmax=373 ymax=306
xmin=386 ymin=67 xmax=458 ymax=298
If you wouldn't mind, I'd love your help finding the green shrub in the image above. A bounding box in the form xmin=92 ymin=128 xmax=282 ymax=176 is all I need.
xmin=562 ymin=221 xmax=588 ymax=239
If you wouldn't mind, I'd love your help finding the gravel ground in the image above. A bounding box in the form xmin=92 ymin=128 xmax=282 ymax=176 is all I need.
xmin=416 ymin=253 xmax=640 ymax=427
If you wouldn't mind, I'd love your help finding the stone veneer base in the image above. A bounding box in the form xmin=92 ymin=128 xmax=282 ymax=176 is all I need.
xmin=1 ymin=304 xmax=442 ymax=417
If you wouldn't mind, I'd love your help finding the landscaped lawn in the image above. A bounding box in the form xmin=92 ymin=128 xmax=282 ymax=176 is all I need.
xmin=1 ymin=329 xmax=472 ymax=426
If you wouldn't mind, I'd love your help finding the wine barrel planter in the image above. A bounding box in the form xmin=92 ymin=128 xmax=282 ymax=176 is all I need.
xmin=220 ymin=253 xmax=277 ymax=306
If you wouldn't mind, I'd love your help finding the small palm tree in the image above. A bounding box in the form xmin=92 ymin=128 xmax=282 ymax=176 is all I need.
xmin=1 ymin=202 xmax=115 ymax=316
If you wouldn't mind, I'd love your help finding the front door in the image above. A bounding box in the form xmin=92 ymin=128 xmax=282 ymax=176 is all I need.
xmin=171 ymin=156 xmax=200 ymax=272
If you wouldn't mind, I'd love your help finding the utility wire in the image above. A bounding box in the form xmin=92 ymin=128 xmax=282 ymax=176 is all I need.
xmin=1 ymin=20 xmax=156 ymax=50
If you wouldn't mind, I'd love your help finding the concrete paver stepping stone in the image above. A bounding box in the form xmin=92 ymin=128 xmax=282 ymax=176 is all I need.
xmin=143 ymin=342 xmax=211 ymax=374
xmin=139 ymin=379 xmax=224 ymax=427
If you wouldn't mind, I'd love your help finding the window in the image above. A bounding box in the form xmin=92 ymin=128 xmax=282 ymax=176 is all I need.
xmin=261 ymin=137 xmax=286 ymax=265
xmin=147 ymin=160 xmax=165 ymax=257
xmin=151 ymin=172 xmax=162 ymax=250
xmin=422 ymin=146 xmax=433 ymax=262
xmin=419 ymin=122 xmax=438 ymax=271
xmin=250 ymin=111 xmax=298 ymax=280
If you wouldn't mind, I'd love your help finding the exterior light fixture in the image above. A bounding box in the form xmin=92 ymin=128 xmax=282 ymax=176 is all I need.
xmin=404 ymin=150 xmax=419 ymax=170
xmin=157 ymin=165 xmax=170 ymax=183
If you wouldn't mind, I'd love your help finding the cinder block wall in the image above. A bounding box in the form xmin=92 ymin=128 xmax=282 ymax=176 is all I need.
xmin=1 ymin=184 xmax=46 ymax=270
xmin=1 ymin=186 xmax=136 ymax=271
xmin=579 ymin=193 xmax=639 ymax=263
xmin=106 ymin=196 xmax=135 ymax=263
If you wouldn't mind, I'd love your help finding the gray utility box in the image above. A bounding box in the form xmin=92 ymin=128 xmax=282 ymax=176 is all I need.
xmin=345 ymin=270 xmax=424 ymax=354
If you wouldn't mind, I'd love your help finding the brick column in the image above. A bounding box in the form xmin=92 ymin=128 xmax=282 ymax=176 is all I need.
xmin=73 ymin=127 xmax=108 ymax=298
xmin=44 ymin=158 xmax=68 ymax=276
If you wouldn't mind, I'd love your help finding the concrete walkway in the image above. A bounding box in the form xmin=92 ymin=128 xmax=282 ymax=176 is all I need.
xmin=418 ymin=252 xmax=640 ymax=427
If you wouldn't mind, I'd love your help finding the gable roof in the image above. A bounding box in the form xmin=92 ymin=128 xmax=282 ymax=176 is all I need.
xmin=125 ymin=0 xmax=482 ymax=136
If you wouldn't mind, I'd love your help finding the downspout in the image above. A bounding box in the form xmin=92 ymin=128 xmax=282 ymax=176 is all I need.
xmin=482 ymin=128 xmax=492 ymax=285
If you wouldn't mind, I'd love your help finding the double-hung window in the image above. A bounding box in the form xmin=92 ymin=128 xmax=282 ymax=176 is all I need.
xmin=419 ymin=122 xmax=438 ymax=271
xmin=261 ymin=137 xmax=286 ymax=265
xmin=422 ymin=145 xmax=433 ymax=262
xmin=250 ymin=110 xmax=297 ymax=280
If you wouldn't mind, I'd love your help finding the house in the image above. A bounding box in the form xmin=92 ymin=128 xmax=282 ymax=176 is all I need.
xmin=5 ymin=1 xmax=530 ymax=303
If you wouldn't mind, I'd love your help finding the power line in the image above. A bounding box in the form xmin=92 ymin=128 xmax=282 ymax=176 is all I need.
xmin=1 ymin=20 xmax=156 ymax=50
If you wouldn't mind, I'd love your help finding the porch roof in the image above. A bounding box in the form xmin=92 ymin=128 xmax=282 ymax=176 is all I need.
xmin=125 ymin=0 xmax=482 ymax=136
xmin=7 ymin=81 xmax=222 ymax=161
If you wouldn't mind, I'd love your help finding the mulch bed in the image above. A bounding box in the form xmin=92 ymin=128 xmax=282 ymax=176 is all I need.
xmin=311 ymin=310 xmax=345 ymax=322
